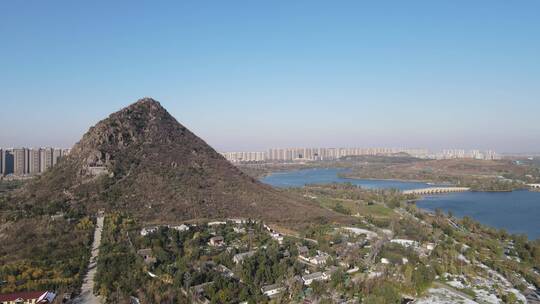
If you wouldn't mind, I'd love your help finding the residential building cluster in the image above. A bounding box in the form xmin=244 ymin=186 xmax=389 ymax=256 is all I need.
xmin=220 ymin=151 xmax=266 ymax=163
xmin=221 ymin=147 xmax=430 ymax=163
xmin=0 ymin=147 xmax=70 ymax=177
xmin=135 ymin=219 xmax=439 ymax=303
xmin=221 ymin=146 xmax=502 ymax=163
xmin=266 ymin=147 xmax=430 ymax=161
xmin=436 ymin=149 xmax=501 ymax=160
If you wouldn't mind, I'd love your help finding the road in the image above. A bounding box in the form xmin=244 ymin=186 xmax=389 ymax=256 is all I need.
xmin=74 ymin=214 xmax=104 ymax=304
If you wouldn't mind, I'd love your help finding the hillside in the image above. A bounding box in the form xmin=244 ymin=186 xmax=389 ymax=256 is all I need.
xmin=9 ymin=98 xmax=345 ymax=226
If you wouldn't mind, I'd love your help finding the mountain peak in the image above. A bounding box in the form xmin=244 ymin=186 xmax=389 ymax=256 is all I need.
xmin=119 ymin=97 xmax=169 ymax=118
xmin=129 ymin=97 xmax=162 ymax=109
xmin=14 ymin=98 xmax=347 ymax=228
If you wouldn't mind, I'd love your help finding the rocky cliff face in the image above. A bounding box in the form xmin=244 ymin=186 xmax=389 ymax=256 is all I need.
xmin=15 ymin=98 xmax=346 ymax=227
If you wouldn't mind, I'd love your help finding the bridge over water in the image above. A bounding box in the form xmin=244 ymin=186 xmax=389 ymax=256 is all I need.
xmin=403 ymin=187 xmax=471 ymax=195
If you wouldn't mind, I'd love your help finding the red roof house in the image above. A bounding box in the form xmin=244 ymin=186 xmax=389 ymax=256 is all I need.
xmin=0 ymin=291 xmax=56 ymax=304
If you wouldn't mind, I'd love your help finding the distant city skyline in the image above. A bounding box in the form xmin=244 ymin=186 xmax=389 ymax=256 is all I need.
xmin=221 ymin=147 xmax=501 ymax=163
xmin=0 ymin=145 xmax=503 ymax=177
xmin=0 ymin=130 xmax=536 ymax=155
xmin=1 ymin=1 xmax=539 ymax=153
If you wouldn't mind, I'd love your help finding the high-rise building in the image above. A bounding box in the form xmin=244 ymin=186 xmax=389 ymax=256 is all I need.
xmin=40 ymin=148 xmax=54 ymax=173
xmin=4 ymin=150 xmax=14 ymax=174
xmin=52 ymin=149 xmax=63 ymax=166
xmin=484 ymin=150 xmax=501 ymax=160
xmin=0 ymin=149 xmax=3 ymax=176
xmin=29 ymin=148 xmax=41 ymax=174
xmin=13 ymin=148 xmax=28 ymax=175
xmin=25 ymin=149 xmax=30 ymax=173
xmin=0 ymin=147 xmax=70 ymax=176
xmin=221 ymin=151 xmax=267 ymax=163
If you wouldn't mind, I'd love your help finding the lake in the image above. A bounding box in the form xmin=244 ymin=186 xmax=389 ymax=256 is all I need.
xmin=261 ymin=168 xmax=540 ymax=240
xmin=261 ymin=168 xmax=434 ymax=190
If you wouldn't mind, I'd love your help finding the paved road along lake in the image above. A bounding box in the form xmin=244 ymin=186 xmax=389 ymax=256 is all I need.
xmin=261 ymin=168 xmax=540 ymax=240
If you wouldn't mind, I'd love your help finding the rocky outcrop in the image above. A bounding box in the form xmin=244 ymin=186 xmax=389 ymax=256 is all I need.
xmin=14 ymin=98 xmax=348 ymax=227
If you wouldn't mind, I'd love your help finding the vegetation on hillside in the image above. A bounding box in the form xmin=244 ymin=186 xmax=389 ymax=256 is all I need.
xmin=0 ymin=213 xmax=94 ymax=294
xmin=0 ymin=180 xmax=25 ymax=194
xmin=91 ymin=184 xmax=540 ymax=303
xmin=6 ymin=99 xmax=347 ymax=228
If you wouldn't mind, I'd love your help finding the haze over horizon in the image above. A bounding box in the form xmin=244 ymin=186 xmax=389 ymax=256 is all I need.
xmin=1 ymin=1 xmax=539 ymax=153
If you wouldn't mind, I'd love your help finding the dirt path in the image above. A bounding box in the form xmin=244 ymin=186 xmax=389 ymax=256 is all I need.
xmin=74 ymin=215 xmax=104 ymax=304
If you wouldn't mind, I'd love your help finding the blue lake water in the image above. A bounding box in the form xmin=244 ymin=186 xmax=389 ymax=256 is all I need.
xmin=261 ymin=168 xmax=434 ymax=190
xmin=261 ymin=168 xmax=540 ymax=240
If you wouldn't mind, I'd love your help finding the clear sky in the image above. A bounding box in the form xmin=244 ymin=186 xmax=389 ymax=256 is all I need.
xmin=1 ymin=1 xmax=539 ymax=153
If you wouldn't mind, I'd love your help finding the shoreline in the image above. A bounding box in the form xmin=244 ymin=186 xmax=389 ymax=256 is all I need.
xmin=337 ymin=174 xmax=528 ymax=193
xmin=261 ymin=167 xmax=536 ymax=193
xmin=339 ymin=174 xmax=435 ymax=184
xmin=414 ymin=204 xmax=539 ymax=241
xmin=258 ymin=166 xmax=540 ymax=242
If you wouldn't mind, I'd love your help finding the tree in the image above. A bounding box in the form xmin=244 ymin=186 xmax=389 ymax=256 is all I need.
xmin=502 ymin=292 xmax=518 ymax=304
xmin=363 ymin=282 xmax=401 ymax=304
xmin=411 ymin=264 xmax=435 ymax=294
xmin=330 ymin=269 xmax=346 ymax=290
xmin=311 ymin=281 xmax=326 ymax=298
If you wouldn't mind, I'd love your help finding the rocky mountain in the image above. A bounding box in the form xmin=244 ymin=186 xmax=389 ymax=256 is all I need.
xmin=15 ymin=98 xmax=346 ymax=226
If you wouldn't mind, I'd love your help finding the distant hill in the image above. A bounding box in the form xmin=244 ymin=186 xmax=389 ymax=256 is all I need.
xmin=13 ymin=98 xmax=346 ymax=227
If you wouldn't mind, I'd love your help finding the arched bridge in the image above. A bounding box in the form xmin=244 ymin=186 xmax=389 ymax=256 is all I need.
xmin=403 ymin=187 xmax=470 ymax=195
xmin=528 ymin=184 xmax=540 ymax=189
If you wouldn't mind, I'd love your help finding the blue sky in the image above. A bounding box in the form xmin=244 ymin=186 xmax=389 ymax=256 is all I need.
xmin=1 ymin=1 xmax=539 ymax=152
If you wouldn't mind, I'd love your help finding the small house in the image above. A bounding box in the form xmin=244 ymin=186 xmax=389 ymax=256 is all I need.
xmin=308 ymin=250 xmax=329 ymax=265
xmin=208 ymin=221 xmax=226 ymax=226
xmin=298 ymin=246 xmax=309 ymax=256
xmin=260 ymin=284 xmax=285 ymax=298
xmin=170 ymin=224 xmax=190 ymax=232
xmin=233 ymin=227 xmax=246 ymax=233
xmin=190 ymin=282 xmax=213 ymax=304
xmin=302 ymin=272 xmax=328 ymax=285
xmin=270 ymin=232 xmax=284 ymax=244
xmin=137 ymin=248 xmax=157 ymax=265
xmin=310 ymin=255 xmax=328 ymax=265
xmin=216 ymin=265 xmax=235 ymax=278
xmin=0 ymin=291 xmax=56 ymax=304
xmin=140 ymin=226 xmax=159 ymax=236
xmin=208 ymin=236 xmax=224 ymax=247
xmin=390 ymin=239 xmax=419 ymax=248
xmin=233 ymin=251 xmax=256 ymax=264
